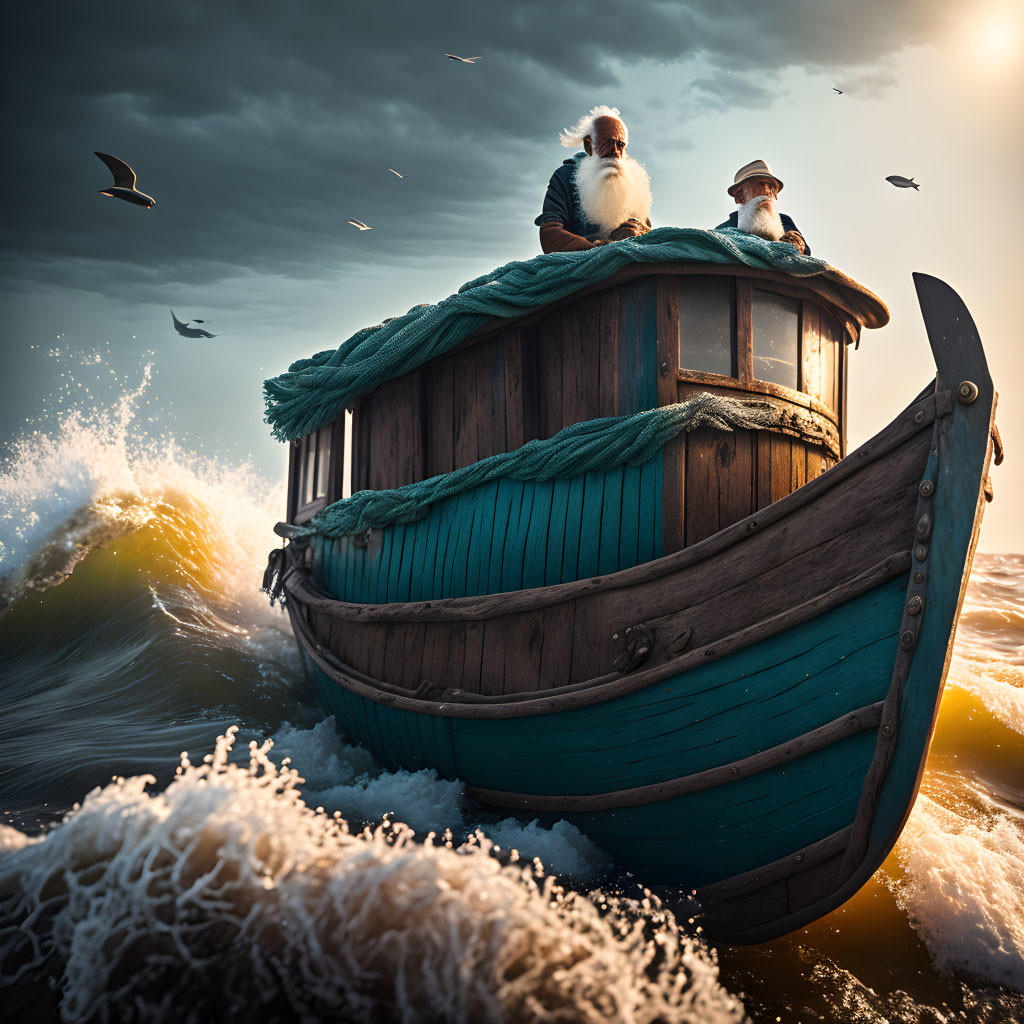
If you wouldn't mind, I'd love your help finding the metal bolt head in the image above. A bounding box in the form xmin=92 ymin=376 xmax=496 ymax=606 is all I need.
xmin=915 ymin=544 xmax=929 ymax=562
xmin=914 ymin=572 xmax=923 ymax=584
xmin=914 ymin=410 xmax=925 ymax=424
xmin=747 ymin=521 xmax=758 ymax=531
xmin=907 ymin=595 xmax=923 ymax=616
xmin=957 ymin=380 xmax=979 ymax=404
xmin=900 ymin=629 xmax=916 ymax=650
xmin=881 ymin=723 xmax=894 ymax=738
xmin=919 ymin=479 xmax=934 ymax=497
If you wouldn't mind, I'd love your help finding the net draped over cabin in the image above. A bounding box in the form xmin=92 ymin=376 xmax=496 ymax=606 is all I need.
xmin=265 ymin=226 xmax=888 ymax=603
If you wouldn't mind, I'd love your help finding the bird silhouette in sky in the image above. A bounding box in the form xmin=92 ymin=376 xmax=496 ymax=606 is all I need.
xmin=886 ymin=175 xmax=920 ymax=190
xmin=348 ymin=219 xmax=372 ymax=231
xmin=95 ymin=152 xmax=156 ymax=208
xmin=445 ymin=54 xmax=482 ymax=63
xmin=170 ymin=310 xmax=216 ymax=338
xmin=387 ymin=168 xmax=405 ymax=178
xmin=832 ymin=87 xmax=843 ymax=94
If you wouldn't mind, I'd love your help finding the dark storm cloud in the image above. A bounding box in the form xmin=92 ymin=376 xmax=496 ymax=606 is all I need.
xmin=3 ymin=1 xmax=948 ymax=299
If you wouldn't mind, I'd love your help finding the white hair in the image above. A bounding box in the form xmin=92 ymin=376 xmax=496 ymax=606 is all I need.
xmin=559 ymin=105 xmax=627 ymax=149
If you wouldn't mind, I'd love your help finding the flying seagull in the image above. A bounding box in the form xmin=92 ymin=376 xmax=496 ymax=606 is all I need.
xmin=170 ymin=310 xmax=216 ymax=339
xmin=445 ymin=54 xmax=482 ymax=63
xmin=348 ymin=218 xmax=372 ymax=231
xmin=886 ymin=175 xmax=920 ymax=190
xmin=95 ymin=152 xmax=156 ymax=208
xmin=387 ymin=168 xmax=405 ymax=178
xmin=833 ymin=87 xmax=843 ymax=94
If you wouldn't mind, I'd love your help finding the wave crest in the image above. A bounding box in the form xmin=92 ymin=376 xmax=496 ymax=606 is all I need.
xmin=0 ymin=728 xmax=743 ymax=1024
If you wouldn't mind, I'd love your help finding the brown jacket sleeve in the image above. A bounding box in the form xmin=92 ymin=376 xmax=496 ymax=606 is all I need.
xmin=539 ymin=221 xmax=594 ymax=253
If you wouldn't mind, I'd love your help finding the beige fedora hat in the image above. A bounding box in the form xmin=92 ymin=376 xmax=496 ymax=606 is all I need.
xmin=727 ymin=159 xmax=784 ymax=196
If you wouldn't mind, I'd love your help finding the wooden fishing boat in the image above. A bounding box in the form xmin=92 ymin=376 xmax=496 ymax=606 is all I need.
xmin=266 ymin=248 xmax=997 ymax=943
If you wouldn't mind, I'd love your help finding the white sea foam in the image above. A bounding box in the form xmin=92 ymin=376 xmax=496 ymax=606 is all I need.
xmin=0 ymin=729 xmax=744 ymax=1024
xmin=895 ymin=789 xmax=1024 ymax=991
xmin=0 ymin=363 xmax=286 ymax=646
xmin=270 ymin=717 xmax=610 ymax=878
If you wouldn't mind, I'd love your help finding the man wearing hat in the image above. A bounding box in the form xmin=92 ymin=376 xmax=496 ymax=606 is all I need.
xmin=716 ymin=160 xmax=810 ymax=255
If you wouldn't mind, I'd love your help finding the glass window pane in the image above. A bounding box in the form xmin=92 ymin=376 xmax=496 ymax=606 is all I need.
xmin=316 ymin=427 xmax=331 ymax=498
xmin=303 ymin=435 xmax=316 ymax=505
xmin=678 ymin=277 xmax=734 ymax=377
xmin=753 ymin=290 xmax=799 ymax=389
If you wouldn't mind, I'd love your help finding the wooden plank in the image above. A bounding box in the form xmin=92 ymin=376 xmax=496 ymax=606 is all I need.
xmin=578 ymin=295 xmax=602 ymax=420
xmin=617 ymin=281 xmax=641 ymax=414
xmin=658 ymin=277 xmax=685 ymax=554
xmin=755 ymin=432 xmax=773 ymax=511
xmin=535 ymin=312 xmax=563 ymax=438
xmin=561 ymin=305 xmax=588 ymax=426
xmin=483 ymin=338 xmax=507 ymax=460
xmin=478 ymin=618 xmax=507 ymax=697
xmin=618 ymin=462 xmax=643 ymax=569
xmin=501 ymin=482 xmax=534 ymax=593
xmin=545 ymin=479 xmax=572 ymax=587
xmin=519 ymin=326 xmax=543 ymax=443
xmin=598 ymin=465 xmax=624 ymax=576
xmin=790 ymin=438 xmax=808 ymax=493
xmin=560 ymin=474 xmax=586 ymax=582
xmin=523 ymin=481 xmax=554 ymax=591
xmin=717 ymin=429 xmax=756 ymax=532
xmin=395 ymin=622 xmax=427 ymax=690
xmin=637 ymin=455 xmax=660 ymax=564
xmin=736 ymin=280 xmax=753 ymax=386
xmin=503 ymin=330 xmax=526 ymax=452
xmin=636 ymin=278 xmax=660 ymax=410
xmin=770 ymin=431 xmax=793 ymax=504
xmin=353 ymin=397 xmax=372 ymax=493
xmin=503 ymin=614 xmax=544 ymax=695
xmin=538 ymin=600 xmax=576 ymax=685
xmin=424 ymin=358 xmax=455 ymax=476
xmin=466 ymin=481 xmax=500 ymax=597
xmin=684 ymin=430 xmax=720 ymax=546
xmin=461 ymin=619 xmax=486 ymax=693
xmin=576 ymin=471 xmax=604 ymax=579
xmin=597 ymin=287 xmax=621 ymax=416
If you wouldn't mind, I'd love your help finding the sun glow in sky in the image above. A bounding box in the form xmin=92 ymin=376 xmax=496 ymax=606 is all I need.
xmin=971 ymin=5 xmax=1021 ymax=63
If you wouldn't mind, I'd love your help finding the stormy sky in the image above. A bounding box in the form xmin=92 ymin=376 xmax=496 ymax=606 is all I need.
xmin=2 ymin=1 xmax=1022 ymax=549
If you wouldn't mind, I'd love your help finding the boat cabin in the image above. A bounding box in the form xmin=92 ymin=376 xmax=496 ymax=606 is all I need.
xmin=286 ymin=262 xmax=886 ymax=554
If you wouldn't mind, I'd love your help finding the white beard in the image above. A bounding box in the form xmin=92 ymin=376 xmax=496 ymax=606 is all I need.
xmin=575 ymin=154 xmax=652 ymax=236
xmin=737 ymin=195 xmax=785 ymax=241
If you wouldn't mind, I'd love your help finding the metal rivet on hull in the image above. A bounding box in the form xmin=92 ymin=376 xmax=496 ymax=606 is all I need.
xmin=957 ymin=380 xmax=979 ymax=403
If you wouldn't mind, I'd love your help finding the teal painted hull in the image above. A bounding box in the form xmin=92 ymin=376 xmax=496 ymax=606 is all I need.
xmin=311 ymin=459 xmax=663 ymax=604
xmin=304 ymin=577 xmax=905 ymax=886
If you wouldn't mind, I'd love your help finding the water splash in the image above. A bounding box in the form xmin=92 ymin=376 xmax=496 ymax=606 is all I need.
xmin=0 ymin=729 xmax=744 ymax=1024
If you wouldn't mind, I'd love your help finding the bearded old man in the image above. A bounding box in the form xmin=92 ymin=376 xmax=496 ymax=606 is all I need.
xmin=535 ymin=105 xmax=653 ymax=253
xmin=716 ymin=160 xmax=810 ymax=255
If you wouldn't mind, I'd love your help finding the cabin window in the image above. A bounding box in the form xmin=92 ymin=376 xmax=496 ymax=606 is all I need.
xmin=302 ymin=436 xmax=317 ymax=505
xmin=752 ymin=290 xmax=799 ymax=389
xmin=292 ymin=425 xmax=334 ymax=519
xmin=678 ymin=277 xmax=734 ymax=378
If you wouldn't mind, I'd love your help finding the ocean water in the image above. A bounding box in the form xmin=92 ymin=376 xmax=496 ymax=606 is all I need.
xmin=1 ymin=376 xmax=1021 ymax=1023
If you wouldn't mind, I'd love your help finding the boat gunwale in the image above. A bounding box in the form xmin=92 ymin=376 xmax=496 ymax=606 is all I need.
xmin=288 ymin=548 xmax=911 ymax=719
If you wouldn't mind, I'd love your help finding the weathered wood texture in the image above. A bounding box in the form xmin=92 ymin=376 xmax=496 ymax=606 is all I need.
xmin=296 ymin=398 xmax=934 ymax=699
xmin=294 ymin=270 xmax=854 ymax=553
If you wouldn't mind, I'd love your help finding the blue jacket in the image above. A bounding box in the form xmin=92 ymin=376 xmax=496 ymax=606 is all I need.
xmin=715 ymin=211 xmax=811 ymax=255
xmin=535 ymin=154 xmax=603 ymax=239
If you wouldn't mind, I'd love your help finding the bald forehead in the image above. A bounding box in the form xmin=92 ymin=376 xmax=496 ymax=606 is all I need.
xmin=592 ymin=116 xmax=626 ymax=145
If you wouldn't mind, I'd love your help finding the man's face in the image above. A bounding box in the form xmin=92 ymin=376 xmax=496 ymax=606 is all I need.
xmin=735 ymin=177 xmax=778 ymax=205
xmin=586 ymin=116 xmax=627 ymax=161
